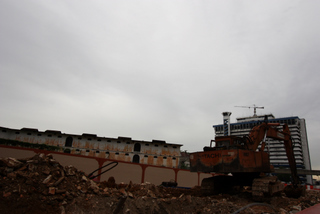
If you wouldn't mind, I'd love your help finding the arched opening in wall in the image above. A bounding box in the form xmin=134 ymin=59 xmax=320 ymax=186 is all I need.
xmin=134 ymin=143 xmax=141 ymax=152
xmin=65 ymin=136 xmax=73 ymax=147
xmin=132 ymin=155 xmax=140 ymax=163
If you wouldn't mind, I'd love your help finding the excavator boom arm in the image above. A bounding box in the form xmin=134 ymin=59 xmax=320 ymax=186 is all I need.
xmin=246 ymin=122 xmax=300 ymax=186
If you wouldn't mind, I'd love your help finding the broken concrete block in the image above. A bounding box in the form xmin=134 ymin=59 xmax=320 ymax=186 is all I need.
xmin=128 ymin=192 xmax=134 ymax=198
xmin=3 ymin=192 xmax=11 ymax=197
xmin=39 ymin=153 xmax=45 ymax=160
xmin=65 ymin=165 xmax=77 ymax=176
xmin=48 ymin=187 xmax=56 ymax=195
xmin=56 ymin=189 xmax=66 ymax=194
xmin=89 ymin=180 xmax=99 ymax=194
xmin=43 ymin=175 xmax=52 ymax=184
xmin=54 ymin=176 xmax=64 ymax=186
xmin=2 ymin=157 xmax=23 ymax=168
xmin=119 ymin=188 xmax=127 ymax=197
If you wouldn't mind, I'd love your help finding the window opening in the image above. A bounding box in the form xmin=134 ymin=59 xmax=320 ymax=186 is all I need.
xmin=132 ymin=154 xmax=140 ymax=163
xmin=134 ymin=143 xmax=141 ymax=152
xmin=65 ymin=136 xmax=73 ymax=147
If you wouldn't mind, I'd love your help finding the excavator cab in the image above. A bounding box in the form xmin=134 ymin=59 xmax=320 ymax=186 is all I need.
xmin=204 ymin=136 xmax=247 ymax=151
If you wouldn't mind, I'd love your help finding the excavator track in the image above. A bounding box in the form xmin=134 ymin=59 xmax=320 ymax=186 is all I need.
xmin=252 ymin=176 xmax=284 ymax=201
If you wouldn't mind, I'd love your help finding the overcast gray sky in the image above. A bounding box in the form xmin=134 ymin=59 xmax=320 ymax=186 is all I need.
xmin=1 ymin=1 xmax=320 ymax=170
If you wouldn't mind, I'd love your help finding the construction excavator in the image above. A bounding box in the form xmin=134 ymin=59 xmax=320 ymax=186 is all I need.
xmin=189 ymin=116 xmax=305 ymax=200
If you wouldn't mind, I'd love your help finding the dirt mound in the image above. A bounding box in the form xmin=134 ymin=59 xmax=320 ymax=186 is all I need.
xmin=1 ymin=154 xmax=319 ymax=213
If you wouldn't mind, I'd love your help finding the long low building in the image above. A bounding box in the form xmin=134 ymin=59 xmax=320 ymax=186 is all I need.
xmin=0 ymin=126 xmax=182 ymax=168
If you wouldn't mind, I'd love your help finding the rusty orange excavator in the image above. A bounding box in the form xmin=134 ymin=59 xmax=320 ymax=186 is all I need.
xmin=189 ymin=116 xmax=305 ymax=199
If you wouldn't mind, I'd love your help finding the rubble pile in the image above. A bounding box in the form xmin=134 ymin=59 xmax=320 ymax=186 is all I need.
xmin=0 ymin=154 xmax=319 ymax=214
xmin=0 ymin=153 xmax=102 ymax=213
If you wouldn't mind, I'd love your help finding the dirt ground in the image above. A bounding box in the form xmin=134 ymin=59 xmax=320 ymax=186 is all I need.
xmin=1 ymin=154 xmax=319 ymax=214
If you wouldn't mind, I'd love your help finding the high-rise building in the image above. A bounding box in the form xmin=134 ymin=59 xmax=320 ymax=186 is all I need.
xmin=213 ymin=113 xmax=312 ymax=184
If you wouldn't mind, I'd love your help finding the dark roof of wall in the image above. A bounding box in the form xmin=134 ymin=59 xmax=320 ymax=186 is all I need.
xmin=152 ymin=140 xmax=166 ymax=144
xmin=82 ymin=133 xmax=97 ymax=138
xmin=118 ymin=136 xmax=132 ymax=141
xmin=44 ymin=130 xmax=62 ymax=134
xmin=1 ymin=126 xmax=183 ymax=147
xmin=21 ymin=128 xmax=39 ymax=132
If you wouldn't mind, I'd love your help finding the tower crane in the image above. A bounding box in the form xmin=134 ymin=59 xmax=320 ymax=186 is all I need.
xmin=235 ymin=105 xmax=264 ymax=117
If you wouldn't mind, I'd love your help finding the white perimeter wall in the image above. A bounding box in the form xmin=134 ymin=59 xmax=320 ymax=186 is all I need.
xmin=0 ymin=147 xmax=212 ymax=188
